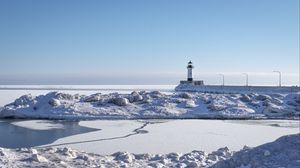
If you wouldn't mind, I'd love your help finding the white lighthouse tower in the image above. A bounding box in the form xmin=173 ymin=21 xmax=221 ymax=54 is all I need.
xmin=187 ymin=61 xmax=194 ymax=82
xmin=179 ymin=61 xmax=204 ymax=85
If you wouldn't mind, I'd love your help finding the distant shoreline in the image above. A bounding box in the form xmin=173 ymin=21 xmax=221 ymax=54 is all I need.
xmin=0 ymin=87 xmax=174 ymax=92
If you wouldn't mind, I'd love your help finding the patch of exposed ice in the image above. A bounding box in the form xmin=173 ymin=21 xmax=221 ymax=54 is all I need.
xmin=11 ymin=120 xmax=64 ymax=130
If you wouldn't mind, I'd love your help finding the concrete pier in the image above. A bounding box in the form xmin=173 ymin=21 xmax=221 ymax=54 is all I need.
xmin=175 ymin=84 xmax=299 ymax=94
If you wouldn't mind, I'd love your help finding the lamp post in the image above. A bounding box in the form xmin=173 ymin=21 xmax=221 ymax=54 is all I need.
xmin=273 ymin=71 xmax=281 ymax=87
xmin=242 ymin=73 xmax=248 ymax=86
xmin=219 ymin=74 xmax=225 ymax=86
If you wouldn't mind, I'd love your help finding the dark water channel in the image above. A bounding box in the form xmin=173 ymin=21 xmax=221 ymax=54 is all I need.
xmin=0 ymin=119 xmax=99 ymax=148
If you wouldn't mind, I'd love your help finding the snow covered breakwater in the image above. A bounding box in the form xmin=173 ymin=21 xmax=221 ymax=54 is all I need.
xmin=175 ymin=84 xmax=299 ymax=94
xmin=0 ymin=90 xmax=299 ymax=119
xmin=0 ymin=134 xmax=299 ymax=168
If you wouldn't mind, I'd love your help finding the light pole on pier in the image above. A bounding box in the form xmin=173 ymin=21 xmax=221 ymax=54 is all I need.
xmin=219 ymin=74 xmax=225 ymax=86
xmin=273 ymin=71 xmax=281 ymax=87
xmin=242 ymin=73 xmax=248 ymax=86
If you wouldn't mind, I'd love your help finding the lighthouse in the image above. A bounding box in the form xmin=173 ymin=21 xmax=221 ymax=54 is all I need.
xmin=187 ymin=61 xmax=194 ymax=82
xmin=179 ymin=61 xmax=204 ymax=85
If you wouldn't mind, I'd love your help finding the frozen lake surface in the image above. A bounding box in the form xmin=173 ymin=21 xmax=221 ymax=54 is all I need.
xmin=0 ymin=86 xmax=299 ymax=155
xmin=0 ymin=119 xmax=298 ymax=154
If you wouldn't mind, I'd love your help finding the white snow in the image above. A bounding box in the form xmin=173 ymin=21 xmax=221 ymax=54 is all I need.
xmin=212 ymin=134 xmax=300 ymax=168
xmin=0 ymin=134 xmax=299 ymax=168
xmin=0 ymin=91 xmax=299 ymax=120
xmin=0 ymin=86 xmax=298 ymax=168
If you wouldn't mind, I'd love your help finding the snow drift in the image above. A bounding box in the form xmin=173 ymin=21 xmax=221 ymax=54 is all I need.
xmin=0 ymin=91 xmax=299 ymax=120
xmin=211 ymin=133 xmax=300 ymax=168
xmin=0 ymin=134 xmax=299 ymax=168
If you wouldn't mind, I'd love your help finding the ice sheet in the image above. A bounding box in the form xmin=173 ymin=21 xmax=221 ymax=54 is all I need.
xmin=42 ymin=120 xmax=300 ymax=154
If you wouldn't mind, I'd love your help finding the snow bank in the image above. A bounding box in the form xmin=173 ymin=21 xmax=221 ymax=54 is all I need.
xmin=0 ymin=147 xmax=229 ymax=168
xmin=212 ymin=133 xmax=300 ymax=168
xmin=0 ymin=134 xmax=298 ymax=168
xmin=0 ymin=91 xmax=299 ymax=120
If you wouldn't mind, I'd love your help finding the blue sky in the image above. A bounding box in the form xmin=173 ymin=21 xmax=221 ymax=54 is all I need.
xmin=0 ymin=0 xmax=299 ymax=85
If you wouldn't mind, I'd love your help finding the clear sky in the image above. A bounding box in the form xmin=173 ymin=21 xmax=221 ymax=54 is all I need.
xmin=0 ymin=0 xmax=299 ymax=85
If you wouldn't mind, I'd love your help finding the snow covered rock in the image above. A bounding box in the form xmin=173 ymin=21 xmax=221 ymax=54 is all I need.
xmin=29 ymin=148 xmax=38 ymax=154
xmin=133 ymin=94 xmax=143 ymax=102
xmin=84 ymin=93 xmax=102 ymax=102
xmin=185 ymin=100 xmax=196 ymax=108
xmin=112 ymin=97 xmax=129 ymax=106
xmin=13 ymin=94 xmax=34 ymax=107
xmin=271 ymin=98 xmax=283 ymax=106
xmin=60 ymin=147 xmax=77 ymax=158
xmin=76 ymin=153 xmax=90 ymax=161
xmin=128 ymin=92 xmax=143 ymax=103
xmin=263 ymin=103 xmax=295 ymax=117
xmin=210 ymin=147 xmax=231 ymax=160
xmin=286 ymin=100 xmax=299 ymax=107
xmin=149 ymin=91 xmax=164 ymax=98
xmin=208 ymin=104 xmax=227 ymax=111
xmin=0 ymin=148 xmax=6 ymax=157
xmin=201 ymin=96 xmax=211 ymax=104
xmin=31 ymin=154 xmax=48 ymax=162
xmin=0 ymin=134 xmax=299 ymax=168
xmin=239 ymin=94 xmax=251 ymax=102
xmin=255 ymin=94 xmax=271 ymax=101
xmin=48 ymin=98 xmax=61 ymax=107
xmin=262 ymin=99 xmax=272 ymax=106
xmin=1 ymin=91 xmax=299 ymax=120
xmin=54 ymin=93 xmax=74 ymax=100
xmin=112 ymin=152 xmax=135 ymax=163
xmin=179 ymin=92 xmax=193 ymax=99
xmin=142 ymin=94 xmax=152 ymax=103
xmin=180 ymin=150 xmax=206 ymax=162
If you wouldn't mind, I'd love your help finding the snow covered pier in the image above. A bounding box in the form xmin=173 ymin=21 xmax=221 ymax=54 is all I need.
xmin=175 ymin=84 xmax=299 ymax=94
xmin=176 ymin=61 xmax=299 ymax=94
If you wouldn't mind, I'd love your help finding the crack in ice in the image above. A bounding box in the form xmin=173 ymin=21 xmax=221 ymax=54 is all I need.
xmin=37 ymin=121 xmax=151 ymax=148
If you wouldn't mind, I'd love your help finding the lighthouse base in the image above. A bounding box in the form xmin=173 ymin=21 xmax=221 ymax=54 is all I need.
xmin=180 ymin=80 xmax=204 ymax=86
